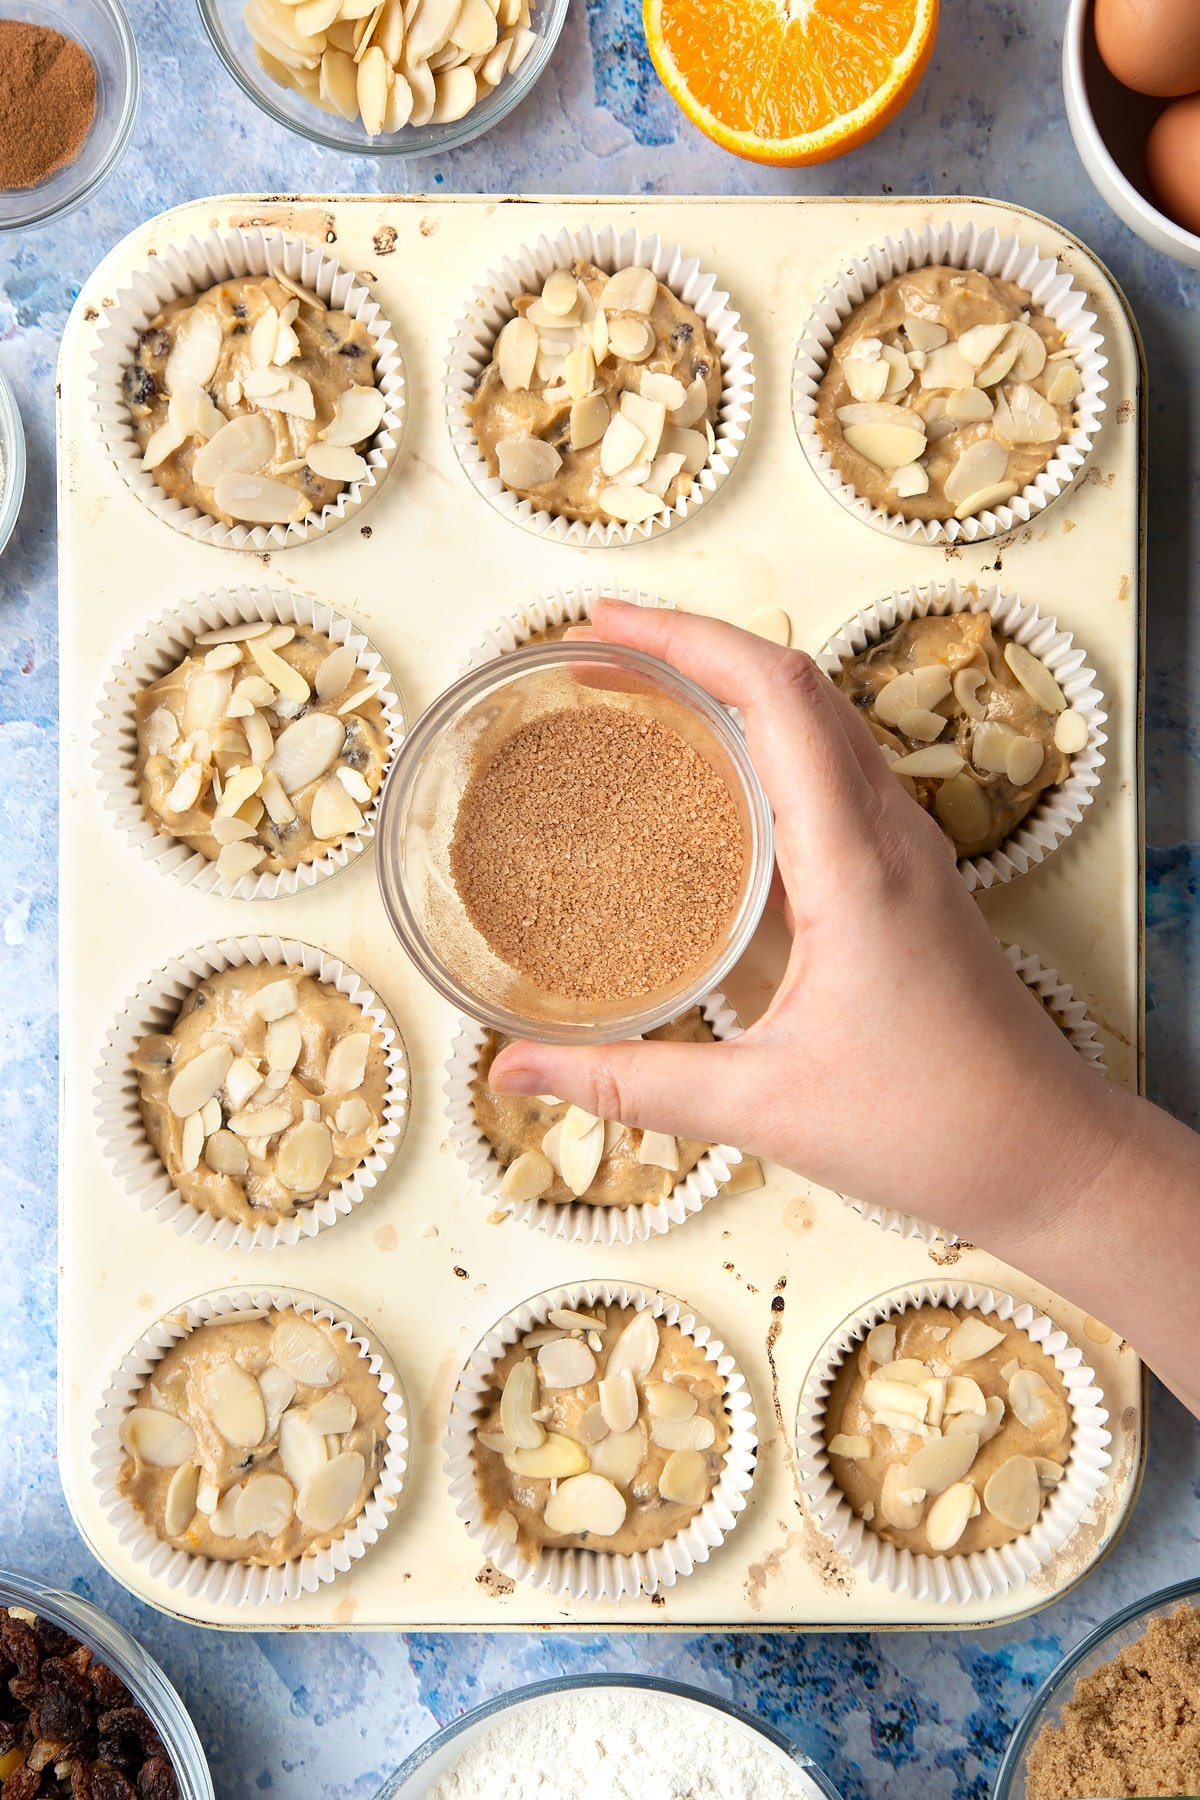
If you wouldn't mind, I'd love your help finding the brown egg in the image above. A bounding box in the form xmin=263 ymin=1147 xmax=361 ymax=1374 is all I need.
xmin=1095 ymin=0 xmax=1200 ymax=97
xmin=1146 ymin=92 xmax=1200 ymax=235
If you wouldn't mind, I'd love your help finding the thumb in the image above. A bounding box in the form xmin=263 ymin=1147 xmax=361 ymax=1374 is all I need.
xmin=488 ymin=1035 xmax=763 ymax=1149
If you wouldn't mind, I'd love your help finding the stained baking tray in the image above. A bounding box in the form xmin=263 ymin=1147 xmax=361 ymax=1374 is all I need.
xmin=56 ymin=194 xmax=1146 ymax=1629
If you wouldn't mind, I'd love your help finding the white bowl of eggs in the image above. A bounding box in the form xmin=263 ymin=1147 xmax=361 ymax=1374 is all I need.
xmin=1063 ymin=0 xmax=1200 ymax=268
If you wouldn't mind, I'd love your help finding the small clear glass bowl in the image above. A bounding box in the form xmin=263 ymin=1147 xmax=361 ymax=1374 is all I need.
xmin=993 ymin=1575 xmax=1200 ymax=1799
xmin=0 ymin=371 xmax=26 ymax=557
xmin=0 ymin=1567 xmax=213 ymax=1798
xmin=376 ymin=642 xmax=774 ymax=1045
xmin=374 ymin=1674 xmax=844 ymax=1799
xmin=195 ymin=0 xmax=568 ymax=158
xmin=0 ymin=0 xmax=138 ymax=232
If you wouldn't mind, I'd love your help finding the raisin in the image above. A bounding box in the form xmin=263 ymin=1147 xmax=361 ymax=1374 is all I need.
xmin=341 ymin=723 xmax=369 ymax=772
xmin=96 ymin=1739 xmax=137 ymax=1774
xmin=0 ymin=1717 xmax=21 ymax=1750
xmin=230 ymin=322 xmax=247 ymax=336
xmin=3 ymin=1766 xmax=45 ymax=1800
xmin=338 ymin=341 xmax=363 ymax=357
xmin=121 ymin=366 xmax=156 ymax=410
xmin=71 ymin=1765 xmax=96 ymax=1798
xmin=8 ymin=1677 xmax=40 ymax=1706
xmin=671 ymin=323 xmax=694 ymax=347
xmin=136 ymin=1758 xmax=179 ymax=1800
xmin=91 ymin=1769 xmax=138 ymax=1800
xmin=87 ymin=1666 xmax=129 ymax=1712
xmin=232 ymin=301 xmax=248 ymax=319
xmin=32 ymin=1658 xmax=95 ymax=1742
xmin=690 ymin=357 xmax=712 ymax=381
xmin=136 ymin=327 xmax=170 ymax=360
xmin=98 ymin=1709 xmax=164 ymax=1760
xmin=1 ymin=1616 xmax=40 ymax=1680
xmin=30 ymin=1621 xmax=74 ymax=1662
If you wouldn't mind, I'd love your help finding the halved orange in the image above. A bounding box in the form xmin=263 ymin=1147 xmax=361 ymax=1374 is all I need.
xmin=643 ymin=0 xmax=939 ymax=167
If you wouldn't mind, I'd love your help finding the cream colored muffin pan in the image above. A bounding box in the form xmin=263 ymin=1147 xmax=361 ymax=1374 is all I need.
xmin=57 ymin=195 xmax=1145 ymax=1630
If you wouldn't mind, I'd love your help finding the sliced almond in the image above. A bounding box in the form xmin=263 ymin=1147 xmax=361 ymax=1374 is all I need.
xmin=865 ymin=1323 xmax=897 ymax=1365
xmin=558 ymin=1116 xmax=605 ymax=1197
xmin=168 ymin=382 xmax=226 ymax=441
xmin=946 ymin=1317 xmax=1007 ymax=1363
xmin=863 ymin=1378 xmax=929 ymax=1422
xmin=957 ymin=321 xmax=1010 ymax=368
xmin=842 ymin=418 xmax=927 ymax=471
xmin=215 ymin=763 xmax=264 ymax=819
xmin=1008 ymin=1368 xmax=1053 ymax=1430
xmin=431 ymin=64 xmax=477 ymax=122
xmin=499 ymin=1358 xmax=545 ymax=1450
xmin=919 ymin=343 xmax=978 ymax=390
xmin=270 ymin=1315 xmax=340 ymax=1387
xmin=267 ymin=712 xmax=345 ymax=794
xmin=208 ymin=1483 xmax=242 ymax=1539
xmin=499 ymin=1149 xmax=554 ymax=1204
xmin=295 ymin=1451 xmax=363 ymax=1533
xmin=650 ymin=1413 xmax=715 ymax=1452
xmin=658 ymin=1447 xmax=708 ymax=1507
xmin=537 ymin=1337 xmax=596 ymax=1388
xmin=259 ymin=1368 xmax=296 ymax=1440
xmin=920 ymin=1376 xmax=948 ymax=1429
xmin=1006 ymin=734 xmax=1045 ymax=788
xmin=307 ymin=442 xmax=368 ymax=484
xmin=223 ymin=1055 xmax=264 ymax=1111
xmin=163 ymin=1461 xmax=201 ymax=1537
xmin=925 ymin=1480 xmax=978 ymax=1551
xmin=1032 ymin=1456 xmax=1065 ymax=1488
xmin=644 ymin=450 xmax=687 ymax=497
xmin=888 ymin=745 xmax=964 ymax=779
xmin=544 ymin=1471 xmax=626 ymax=1538
xmin=935 ymin=772 xmax=992 ymax=846
xmin=906 ymin=1431 xmax=979 ymax=1495
xmin=591 ymin=1370 xmax=636 ymax=1436
xmin=670 ymin=373 xmax=709 ymax=428
xmin=891 ymin=461 xmax=930 ymax=498
xmin=897 ymin=706 xmax=948 ymax=744
xmin=1004 ymin=641 xmax=1067 ymax=714
xmin=588 ymin=1422 xmax=645 ymax=1486
xmin=993 ymin=383 xmax=1060 ymax=447
xmin=879 ymin=1462 xmax=926 ymax=1530
xmin=233 ymin=1471 xmax=295 ymax=1539
xmin=120 ymin=1407 xmax=196 ymax=1468
xmin=945 ymin=1393 xmax=1006 ymax=1445
xmin=496 ymin=433 xmax=562 ymax=490
xmin=606 ymin=316 xmax=655 ymax=362
xmin=599 ymin=265 xmax=657 ymax=315
xmin=843 ymin=338 xmax=889 ymax=404
xmin=661 ymin=423 xmax=708 ymax=475
xmin=944 ymin=437 xmax=1009 ymax=508
xmin=212 ymin=471 xmax=305 ymax=527
xmin=163 ymin=308 xmax=222 ymax=394
xmin=1054 ymin=708 xmax=1089 ymax=754
xmin=605 ymin=1309 xmax=659 ymax=1385
xmin=1006 ymin=322 xmax=1048 ymax=380
xmin=945 ymin=387 xmax=994 ymax=423
xmin=279 ymin=1410 xmax=330 ymax=1486
xmin=972 ymin=719 xmax=1019 ymax=775
xmin=953 ymin=666 xmax=987 ymax=720
xmin=216 ymin=840 xmax=265 ymax=883
xmin=598 ymin=484 xmax=665 ymax=524
xmin=321 ymin=384 xmax=387 ymax=447
xmin=954 ymin=480 xmax=1020 ymax=520
xmin=277 ymin=1119 xmax=334 ymax=1194
xmin=1047 ymin=361 xmax=1082 ymax=406
xmin=599 ymin=410 xmax=646 ymax=478
xmin=547 ymin=1307 xmax=604 ymax=1331
xmin=902 ymin=316 xmax=949 ymax=352
xmin=873 ymin=1359 xmax=933 ymax=1386
xmin=203 ymin=1361 xmax=267 ymax=1449
xmin=827 ymin=1433 xmax=871 ymax=1460
xmin=334 ymin=1096 xmax=372 ymax=1136
xmin=945 ymin=1375 xmax=987 ymax=1417
xmin=983 ymin=1453 xmax=1042 ymax=1532
xmin=167 ymin=1044 xmax=235 ymax=1119
xmin=204 ymin=1129 xmax=249 ymax=1178
xmin=253 ymin=977 xmax=299 ymax=1022
xmin=636 ymin=1129 xmax=678 ymax=1172
xmin=569 ymin=392 xmax=609 ymax=451
xmin=619 ymin=391 xmax=666 ymax=462
xmin=503 ymin=1432 xmax=590 ymax=1481
xmin=311 ymin=774 xmax=363 ymax=840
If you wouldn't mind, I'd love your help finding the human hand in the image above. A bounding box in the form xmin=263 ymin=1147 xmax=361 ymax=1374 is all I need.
xmin=487 ymin=598 xmax=1111 ymax=1236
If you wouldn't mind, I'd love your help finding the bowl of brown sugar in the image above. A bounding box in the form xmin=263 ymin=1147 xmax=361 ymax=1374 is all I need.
xmin=376 ymin=642 xmax=773 ymax=1043
xmin=0 ymin=0 xmax=138 ymax=231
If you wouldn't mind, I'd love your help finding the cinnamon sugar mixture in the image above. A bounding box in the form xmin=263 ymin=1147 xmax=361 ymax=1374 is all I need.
xmin=1027 ymin=1603 xmax=1200 ymax=1800
xmin=450 ymin=705 xmax=745 ymax=1001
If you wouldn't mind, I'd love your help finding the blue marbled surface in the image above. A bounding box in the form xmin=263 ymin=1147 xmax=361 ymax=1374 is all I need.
xmin=1 ymin=2 xmax=1199 ymax=1796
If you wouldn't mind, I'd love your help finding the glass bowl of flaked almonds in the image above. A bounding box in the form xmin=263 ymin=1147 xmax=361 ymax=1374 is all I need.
xmin=196 ymin=0 xmax=568 ymax=157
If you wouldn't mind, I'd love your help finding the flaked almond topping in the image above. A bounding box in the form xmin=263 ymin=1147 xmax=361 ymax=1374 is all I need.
xmin=897 ymin=705 xmax=948 ymax=744
xmin=953 ymin=480 xmax=1019 ymax=520
xmin=945 ymin=1392 xmax=1006 ymax=1445
xmin=203 ymin=1361 xmax=267 ymax=1449
xmin=843 ymin=337 xmax=889 ymax=404
xmin=636 ymin=1129 xmax=679 ymax=1173
xmin=1005 ymin=734 xmax=1045 ymax=788
xmin=944 ymin=437 xmax=1009 ymax=508
xmin=271 ymin=1315 xmax=340 ymax=1387
xmin=279 ymin=1410 xmax=329 ymax=1488
xmin=934 ymin=772 xmax=992 ymax=846
xmin=497 ymin=316 xmax=538 ymax=392
xmin=167 ymin=382 xmax=226 ymax=441
xmin=586 ymin=1422 xmax=643 ymax=1486
xmin=499 ymin=1357 xmax=545 ymax=1451
xmin=503 ymin=1432 xmax=589 ymax=1480
xmin=619 ymin=390 xmax=667 ymax=462
xmin=313 ymin=644 xmax=358 ymax=703
xmin=276 ymin=1118 xmax=334 ymax=1194
xmin=863 ymin=1378 xmax=929 ymax=1423
xmin=873 ymin=1358 xmax=932 ymax=1386
xmin=311 ymin=774 xmax=364 ymax=840
xmin=919 ymin=342 xmax=977 ymax=391
xmin=879 ymin=1462 xmax=926 ymax=1530
xmin=598 ymin=483 xmax=665 ymax=524
xmin=227 ymin=1101 xmax=294 ymax=1140
xmin=891 ymin=461 xmax=930 ymax=498
xmin=650 ymin=1413 xmax=715 ymax=1453
xmin=163 ymin=308 xmax=222 ymax=394
xmin=1008 ymin=1367 xmax=1053 ymax=1430
xmin=295 ymin=1451 xmax=363 ymax=1533
xmin=558 ymin=1115 xmax=605 ymax=1199
xmin=320 ymin=384 xmax=387 ymax=448
xmin=121 ymin=1406 xmax=196 ymax=1468
xmin=945 ymin=387 xmax=994 ymax=423
xmin=1053 ymin=708 xmax=1088 ymax=754
xmin=842 ymin=416 xmax=927 ymax=472
xmin=993 ymin=382 xmax=1061 ymax=447
xmin=606 ymin=315 xmax=655 ymax=362
xmin=662 ymin=422 xmax=708 ymax=475
xmin=1046 ymin=361 xmax=1082 ymax=406
xmin=828 ymin=1433 xmax=871 ymax=1460
xmin=569 ymin=392 xmax=609 ymax=451
xmin=496 ymin=433 xmax=562 ymax=490
xmin=307 ymin=442 xmax=369 ymax=484
xmin=216 ymin=840 xmax=265 ymax=883
xmin=906 ymin=1430 xmax=979 ymax=1495
xmin=265 ymin=711 xmax=346 ymax=796
xmin=605 ymin=1309 xmax=660 ymax=1386
xmin=657 ymin=1447 xmax=708 ymax=1507
xmin=599 ymin=264 xmax=657 ymax=315
xmin=982 ymin=1453 xmax=1042 ymax=1531
xmin=888 ymin=745 xmax=964 ymax=779
xmin=924 ymin=1480 xmax=979 ymax=1551
xmin=499 ymin=1149 xmax=554 ymax=1204
xmin=167 ymin=1043 xmax=234 ymax=1119
xmin=946 ymin=1317 xmax=1007 ymax=1362
xmin=252 ymin=977 xmax=299 ymax=1022
xmin=544 ymin=1471 xmax=626 ymax=1537
xmin=594 ymin=1369 xmax=637 ymax=1435
xmin=902 ymin=315 xmax=949 ymax=353
xmin=865 ymin=1322 xmax=897 ymax=1365
xmin=1004 ymin=640 xmax=1068 ymax=714
xmin=204 ymin=1129 xmax=249 ymax=1178
xmin=1032 ymin=1456 xmax=1065 ymax=1487
xmin=165 ymin=762 xmax=205 ymax=814
xmin=537 ymin=1336 xmax=596 ymax=1388
xmin=163 ymin=1461 xmax=200 ymax=1537
xmin=920 ymin=1376 xmax=947 ymax=1428
xmin=232 ymin=1471 xmax=296 ymax=1539
xmin=208 ymin=1484 xmax=242 ymax=1539
xmin=953 ymin=666 xmax=987 ymax=721
xmin=645 ymin=1380 xmax=697 ymax=1422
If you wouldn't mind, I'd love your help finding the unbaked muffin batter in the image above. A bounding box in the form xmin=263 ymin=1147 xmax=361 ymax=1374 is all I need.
xmin=825 ymin=1304 xmax=1072 ymax=1558
xmin=134 ymin=619 xmax=390 ymax=881
xmin=474 ymin=1304 xmax=729 ymax=1559
xmin=132 ymin=963 xmax=389 ymax=1229
xmin=472 ymin=1009 xmax=716 ymax=1208
xmin=118 ymin=1309 xmax=387 ymax=1565
xmin=468 ymin=258 xmax=722 ymax=526
xmin=816 ymin=266 xmax=1081 ymax=522
xmin=125 ymin=274 xmax=385 ymax=528
xmin=834 ymin=610 xmax=1077 ymax=857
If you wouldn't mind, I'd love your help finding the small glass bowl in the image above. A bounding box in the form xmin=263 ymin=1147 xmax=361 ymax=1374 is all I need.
xmin=993 ymin=1575 xmax=1200 ymax=1799
xmin=376 ymin=642 xmax=774 ymax=1045
xmin=0 ymin=371 xmax=26 ymax=557
xmin=0 ymin=0 xmax=138 ymax=232
xmin=374 ymin=1675 xmax=844 ymax=1799
xmin=0 ymin=1567 xmax=213 ymax=1798
xmin=195 ymin=0 xmax=568 ymax=158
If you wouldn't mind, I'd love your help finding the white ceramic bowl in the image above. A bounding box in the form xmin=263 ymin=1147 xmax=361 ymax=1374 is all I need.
xmin=1063 ymin=0 xmax=1200 ymax=268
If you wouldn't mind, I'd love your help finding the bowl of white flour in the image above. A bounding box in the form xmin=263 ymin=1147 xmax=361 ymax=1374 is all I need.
xmin=374 ymin=1675 xmax=843 ymax=1799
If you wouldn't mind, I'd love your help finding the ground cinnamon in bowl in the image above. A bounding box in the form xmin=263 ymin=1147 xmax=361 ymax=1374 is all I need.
xmin=450 ymin=703 xmax=745 ymax=1004
xmin=1026 ymin=1603 xmax=1200 ymax=1800
xmin=0 ymin=20 xmax=97 ymax=190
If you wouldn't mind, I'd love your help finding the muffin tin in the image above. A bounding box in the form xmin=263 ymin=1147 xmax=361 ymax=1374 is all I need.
xmin=57 ymin=195 xmax=1145 ymax=1629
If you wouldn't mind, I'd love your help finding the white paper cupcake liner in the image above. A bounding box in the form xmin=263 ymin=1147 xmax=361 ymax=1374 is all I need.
xmin=92 ymin=584 xmax=406 ymax=901
xmin=91 ymin=1286 xmax=409 ymax=1607
xmin=795 ymin=1280 xmax=1111 ymax=1606
xmin=91 ymin=226 xmax=406 ymax=552
xmin=445 ymin=1280 xmax=758 ymax=1600
xmin=462 ymin=582 xmax=671 ymax=670
xmin=792 ymin=220 xmax=1108 ymax=545
xmin=445 ymin=224 xmax=755 ymax=548
xmin=94 ymin=935 xmax=409 ymax=1252
xmin=444 ymin=989 xmax=744 ymax=1245
xmin=816 ymin=578 xmax=1107 ymax=893
xmin=844 ymin=939 xmax=1107 ymax=1246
